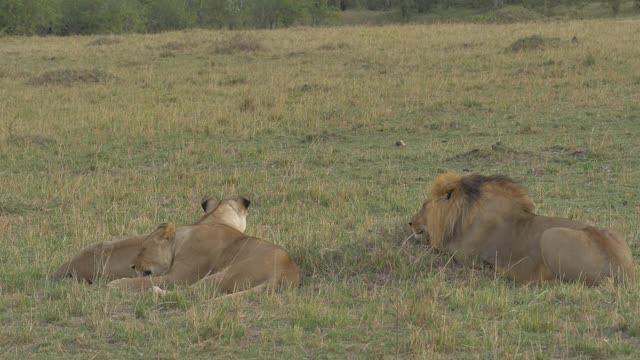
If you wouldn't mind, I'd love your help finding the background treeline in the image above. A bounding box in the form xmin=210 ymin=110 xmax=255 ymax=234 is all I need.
xmin=333 ymin=0 xmax=639 ymax=17
xmin=0 ymin=0 xmax=336 ymax=35
xmin=1 ymin=0 xmax=638 ymax=35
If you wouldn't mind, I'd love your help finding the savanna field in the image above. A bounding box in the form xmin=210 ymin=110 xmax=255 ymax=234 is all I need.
xmin=1 ymin=18 xmax=640 ymax=359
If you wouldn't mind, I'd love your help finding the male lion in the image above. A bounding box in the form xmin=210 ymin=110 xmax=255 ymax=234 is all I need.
xmin=107 ymin=196 xmax=300 ymax=297
xmin=49 ymin=196 xmax=219 ymax=283
xmin=409 ymin=172 xmax=634 ymax=284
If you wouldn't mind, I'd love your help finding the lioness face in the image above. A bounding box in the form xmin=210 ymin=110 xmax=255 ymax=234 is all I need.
xmin=409 ymin=200 xmax=433 ymax=241
xmin=200 ymin=196 xmax=250 ymax=232
xmin=132 ymin=223 xmax=176 ymax=277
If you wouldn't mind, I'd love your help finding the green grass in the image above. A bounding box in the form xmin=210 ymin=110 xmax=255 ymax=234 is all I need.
xmin=1 ymin=18 xmax=640 ymax=358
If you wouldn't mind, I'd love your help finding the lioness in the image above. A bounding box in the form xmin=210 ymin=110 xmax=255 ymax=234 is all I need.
xmin=410 ymin=172 xmax=634 ymax=284
xmin=50 ymin=196 xmax=218 ymax=283
xmin=108 ymin=197 xmax=300 ymax=296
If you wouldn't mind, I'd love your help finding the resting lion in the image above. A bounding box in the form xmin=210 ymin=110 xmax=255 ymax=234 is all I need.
xmin=409 ymin=172 xmax=634 ymax=284
xmin=49 ymin=196 xmax=221 ymax=283
xmin=107 ymin=196 xmax=300 ymax=297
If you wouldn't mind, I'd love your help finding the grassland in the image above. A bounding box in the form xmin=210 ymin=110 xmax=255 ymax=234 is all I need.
xmin=1 ymin=18 xmax=640 ymax=359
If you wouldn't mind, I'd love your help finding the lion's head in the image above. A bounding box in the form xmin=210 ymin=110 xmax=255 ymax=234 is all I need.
xmin=410 ymin=172 xmax=533 ymax=248
xmin=132 ymin=223 xmax=176 ymax=277
xmin=196 ymin=196 xmax=251 ymax=231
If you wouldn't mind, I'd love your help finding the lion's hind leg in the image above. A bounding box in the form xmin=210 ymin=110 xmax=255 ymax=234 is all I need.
xmin=540 ymin=227 xmax=632 ymax=284
xmin=198 ymin=263 xmax=270 ymax=295
xmin=214 ymin=282 xmax=269 ymax=300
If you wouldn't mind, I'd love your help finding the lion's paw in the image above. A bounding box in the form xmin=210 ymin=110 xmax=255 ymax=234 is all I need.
xmin=152 ymin=286 xmax=168 ymax=296
xmin=107 ymin=278 xmax=129 ymax=289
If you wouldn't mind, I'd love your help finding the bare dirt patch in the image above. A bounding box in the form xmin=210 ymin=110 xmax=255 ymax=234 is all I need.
xmin=546 ymin=145 xmax=597 ymax=161
xmin=7 ymin=134 xmax=56 ymax=147
xmin=302 ymin=131 xmax=345 ymax=144
xmin=293 ymin=83 xmax=330 ymax=93
xmin=446 ymin=142 xmax=534 ymax=162
xmin=317 ymin=42 xmax=350 ymax=51
xmin=87 ymin=38 xmax=121 ymax=46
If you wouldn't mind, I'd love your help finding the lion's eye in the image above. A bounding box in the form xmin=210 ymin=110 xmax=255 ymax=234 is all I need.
xmin=446 ymin=191 xmax=453 ymax=200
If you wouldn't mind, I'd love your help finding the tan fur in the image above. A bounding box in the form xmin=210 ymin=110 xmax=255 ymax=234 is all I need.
xmin=49 ymin=235 xmax=146 ymax=283
xmin=410 ymin=172 xmax=634 ymax=284
xmin=108 ymin=197 xmax=300 ymax=296
xmin=50 ymin=197 xmax=213 ymax=283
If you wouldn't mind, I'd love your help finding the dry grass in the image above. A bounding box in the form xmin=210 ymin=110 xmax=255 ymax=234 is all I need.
xmin=1 ymin=19 xmax=640 ymax=358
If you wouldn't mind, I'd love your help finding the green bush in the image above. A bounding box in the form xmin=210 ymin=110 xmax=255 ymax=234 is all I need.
xmin=0 ymin=0 xmax=60 ymax=35
xmin=251 ymin=0 xmax=308 ymax=28
xmin=608 ymin=0 xmax=621 ymax=15
xmin=146 ymin=0 xmax=196 ymax=32
xmin=309 ymin=0 xmax=336 ymax=25
xmin=58 ymin=0 xmax=145 ymax=35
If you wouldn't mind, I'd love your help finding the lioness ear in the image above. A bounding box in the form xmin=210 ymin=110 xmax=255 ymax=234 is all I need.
xmin=200 ymin=197 xmax=209 ymax=212
xmin=239 ymin=195 xmax=251 ymax=209
xmin=164 ymin=223 xmax=176 ymax=242
xmin=201 ymin=197 xmax=220 ymax=212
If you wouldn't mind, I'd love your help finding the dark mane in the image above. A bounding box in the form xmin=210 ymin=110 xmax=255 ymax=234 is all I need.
xmin=460 ymin=174 xmax=519 ymax=201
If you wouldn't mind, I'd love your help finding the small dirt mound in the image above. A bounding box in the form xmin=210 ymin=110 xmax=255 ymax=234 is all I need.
xmin=317 ymin=41 xmax=350 ymax=51
xmin=29 ymin=68 xmax=115 ymax=86
xmin=302 ymin=131 xmax=345 ymax=144
xmin=87 ymin=37 xmax=121 ymax=46
xmin=509 ymin=35 xmax=559 ymax=52
xmin=213 ymin=34 xmax=263 ymax=54
xmin=547 ymin=146 xmax=596 ymax=161
xmin=446 ymin=142 xmax=533 ymax=162
xmin=293 ymin=83 xmax=330 ymax=93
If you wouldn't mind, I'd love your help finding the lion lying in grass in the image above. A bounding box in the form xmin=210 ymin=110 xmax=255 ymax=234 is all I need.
xmin=49 ymin=196 xmax=220 ymax=283
xmin=107 ymin=196 xmax=300 ymax=297
xmin=410 ymin=172 xmax=634 ymax=284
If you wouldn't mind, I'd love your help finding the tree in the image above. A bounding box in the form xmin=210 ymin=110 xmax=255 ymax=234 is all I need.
xmin=251 ymin=0 xmax=306 ymax=28
xmin=309 ymin=0 xmax=335 ymax=25
xmin=0 ymin=0 xmax=60 ymax=35
xmin=608 ymin=0 xmax=621 ymax=15
xmin=146 ymin=0 xmax=196 ymax=32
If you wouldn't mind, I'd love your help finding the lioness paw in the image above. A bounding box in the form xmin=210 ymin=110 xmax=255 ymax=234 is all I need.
xmin=152 ymin=286 xmax=168 ymax=296
xmin=107 ymin=278 xmax=129 ymax=289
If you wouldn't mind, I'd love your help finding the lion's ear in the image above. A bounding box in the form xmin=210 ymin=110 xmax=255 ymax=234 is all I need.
xmin=164 ymin=223 xmax=176 ymax=242
xmin=431 ymin=172 xmax=462 ymax=199
xmin=155 ymin=223 xmax=176 ymax=242
xmin=201 ymin=197 xmax=220 ymax=212
xmin=239 ymin=195 xmax=251 ymax=209
xmin=200 ymin=197 xmax=209 ymax=211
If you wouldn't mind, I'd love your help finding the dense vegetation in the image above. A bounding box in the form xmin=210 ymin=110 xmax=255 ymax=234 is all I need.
xmin=0 ymin=0 xmax=637 ymax=35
